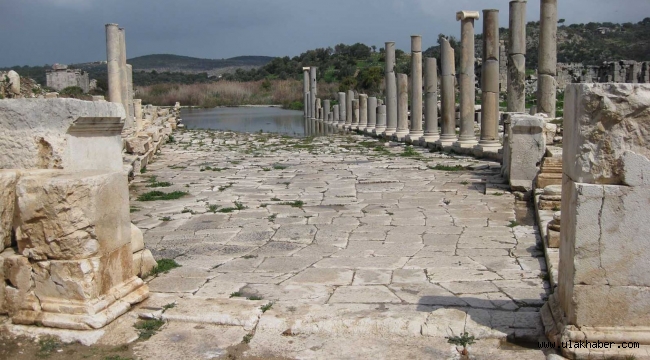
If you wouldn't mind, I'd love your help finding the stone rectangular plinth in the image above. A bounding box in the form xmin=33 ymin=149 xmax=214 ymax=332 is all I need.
xmin=15 ymin=170 xmax=131 ymax=261
xmin=4 ymin=169 xmax=148 ymax=330
xmin=0 ymin=99 xmax=126 ymax=171
xmin=507 ymin=115 xmax=546 ymax=191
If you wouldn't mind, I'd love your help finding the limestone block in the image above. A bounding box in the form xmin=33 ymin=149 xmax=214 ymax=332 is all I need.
xmin=132 ymin=249 xmax=156 ymax=277
xmin=131 ymin=223 xmax=144 ymax=253
xmin=32 ymin=243 xmax=132 ymax=303
xmin=0 ymin=99 xmax=125 ymax=170
xmin=563 ymin=83 xmax=650 ymax=184
xmin=507 ymin=115 xmax=546 ymax=191
xmin=543 ymin=123 xmax=557 ymax=145
xmin=125 ymin=136 xmax=151 ymax=155
xmin=143 ymin=126 xmax=161 ymax=142
xmin=15 ymin=170 xmax=131 ymax=261
xmin=3 ymin=251 xmax=37 ymax=314
xmin=0 ymin=170 xmax=18 ymax=249
xmin=7 ymin=70 xmax=20 ymax=94
xmin=560 ymin=181 xmax=650 ymax=326
xmin=44 ymin=92 xmax=58 ymax=99
xmin=92 ymin=96 xmax=105 ymax=102
xmin=547 ymin=228 xmax=560 ymax=248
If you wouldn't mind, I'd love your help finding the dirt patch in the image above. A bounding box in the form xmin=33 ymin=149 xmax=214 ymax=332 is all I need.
xmin=0 ymin=332 xmax=136 ymax=360
xmin=222 ymin=343 xmax=293 ymax=360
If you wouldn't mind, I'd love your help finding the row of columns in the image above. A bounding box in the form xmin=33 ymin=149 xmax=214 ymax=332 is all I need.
xmin=302 ymin=0 xmax=559 ymax=155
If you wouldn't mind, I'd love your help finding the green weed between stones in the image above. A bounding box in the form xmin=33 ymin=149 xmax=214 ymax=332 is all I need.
xmin=149 ymin=259 xmax=181 ymax=276
xmin=38 ymin=336 xmax=63 ymax=358
xmin=134 ymin=319 xmax=165 ymax=340
xmin=137 ymin=191 xmax=188 ymax=201
xmin=261 ymin=302 xmax=274 ymax=313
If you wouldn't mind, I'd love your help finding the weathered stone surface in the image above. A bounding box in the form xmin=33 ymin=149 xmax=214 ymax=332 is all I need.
xmin=131 ymin=223 xmax=144 ymax=253
xmin=125 ymin=136 xmax=151 ymax=155
xmin=0 ymin=99 xmax=126 ymax=170
xmin=0 ymin=170 xmax=17 ymax=249
xmin=15 ymin=170 xmax=131 ymax=260
xmin=507 ymin=115 xmax=546 ymax=191
xmin=559 ymin=180 xmax=650 ymax=327
xmin=132 ymin=249 xmax=156 ymax=277
xmin=7 ymin=70 xmax=21 ymax=94
xmin=563 ymin=83 xmax=650 ymax=185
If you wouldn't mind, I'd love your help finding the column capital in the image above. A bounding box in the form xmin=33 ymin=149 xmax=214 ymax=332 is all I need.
xmin=456 ymin=11 xmax=480 ymax=21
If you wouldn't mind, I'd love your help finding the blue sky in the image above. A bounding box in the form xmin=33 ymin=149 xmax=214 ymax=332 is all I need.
xmin=1 ymin=0 xmax=648 ymax=67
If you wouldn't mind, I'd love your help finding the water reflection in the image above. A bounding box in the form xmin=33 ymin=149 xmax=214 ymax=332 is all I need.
xmin=181 ymin=107 xmax=307 ymax=136
xmin=180 ymin=106 xmax=343 ymax=137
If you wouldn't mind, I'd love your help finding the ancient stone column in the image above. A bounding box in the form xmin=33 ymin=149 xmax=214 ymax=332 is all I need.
xmin=105 ymin=24 xmax=122 ymax=106
xmin=133 ymin=98 xmax=143 ymax=130
xmin=351 ymin=99 xmax=360 ymax=129
xmin=315 ymin=98 xmax=322 ymax=120
xmin=436 ymin=38 xmax=458 ymax=148
xmin=304 ymin=91 xmax=310 ymax=119
xmin=454 ymin=11 xmax=480 ymax=150
xmin=333 ymin=104 xmax=340 ymax=123
xmin=127 ymin=64 xmax=134 ymax=118
xmin=384 ymin=42 xmax=398 ymax=137
xmin=358 ymin=94 xmax=368 ymax=130
xmin=338 ymin=92 xmax=347 ymax=127
xmin=537 ymin=0 xmax=557 ymax=117
xmin=421 ymin=57 xmax=440 ymax=145
xmin=476 ymin=9 xmax=502 ymax=156
xmin=406 ymin=36 xmax=424 ymax=144
xmin=310 ymin=67 xmax=318 ymax=119
xmin=376 ymin=105 xmax=387 ymax=135
xmin=366 ymin=96 xmax=377 ymax=133
xmin=346 ymin=90 xmax=354 ymax=126
xmin=508 ymin=0 xmax=527 ymax=112
xmin=395 ymin=73 xmax=410 ymax=141
xmin=118 ymin=28 xmax=132 ymax=128
xmin=323 ymin=100 xmax=331 ymax=124
xmin=303 ymin=67 xmax=310 ymax=117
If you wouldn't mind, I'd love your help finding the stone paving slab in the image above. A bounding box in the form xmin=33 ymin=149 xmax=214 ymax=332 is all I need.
xmin=129 ymin=129 xmax=551 ymax=359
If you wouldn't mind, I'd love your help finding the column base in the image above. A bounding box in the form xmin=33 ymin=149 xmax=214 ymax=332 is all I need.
xmin=452 ymin=139 xmax=478 ymax=155
xmin=434 ymin=136 xmax=457 ymax=151
xmin=372 ymin=127 xmax=387 ymax=136
xmin=419 ymin=134 xmax=440 ymax=147
xmin=542 ymin=293 xmax=650 ymax=360
xmin=12 ymin=276 xmax=149 ymax=330
xmin=393 ymin=130 xmax=410 ymax=142
xmin=382 ymin=128 xmax=397 ymax=138
xmin=405 ymin=131 xmax=424 ymax=144
xmin=473 ymin=142 xmax=502 ymax=160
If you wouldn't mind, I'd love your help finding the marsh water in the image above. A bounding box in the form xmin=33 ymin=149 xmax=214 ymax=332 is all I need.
xmin=180 ymin=106 xmax=316 ymax=136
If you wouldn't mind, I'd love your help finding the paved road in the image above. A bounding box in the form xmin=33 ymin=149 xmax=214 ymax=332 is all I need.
xmin=130 ymin=129 xmax=550 ymax=359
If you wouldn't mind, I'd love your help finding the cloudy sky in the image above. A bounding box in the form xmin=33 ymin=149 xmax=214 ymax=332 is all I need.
xmin=1 ymin=0 xmax=648 ymax=67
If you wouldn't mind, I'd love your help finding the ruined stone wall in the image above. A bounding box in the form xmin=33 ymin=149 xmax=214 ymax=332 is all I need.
xmin=46 ymin=69 xmax=90 ymax=93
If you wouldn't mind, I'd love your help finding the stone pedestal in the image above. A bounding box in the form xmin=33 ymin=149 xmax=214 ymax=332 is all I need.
xmin=537 ymin=155 xmax=563 ymax=188
xmin=506 ymin=114 xmax=546 ymax=192
xmin=421 ymin=58 xmax=439 ymax=145
xmin=546 ymin=211 xmax=561 ymax=248
xmin=454 ymin=11 xmax=480 ymax=150
xmin=5 ymin=170 xmax=149 ymax=330
xmin=394 ymin=73 xmax=410 ymax=141
xmin=436 ymin=38 xmax=457 ymax=149
xmin=323 ymin=100 xmax=331 ymax=124
xmin=406 ymin=36 xmax=423 ymax=144
xmin=333 ymin=104 xmax=340 ymax=124
xmin=542 ymin=83 xmax=650 ymax=359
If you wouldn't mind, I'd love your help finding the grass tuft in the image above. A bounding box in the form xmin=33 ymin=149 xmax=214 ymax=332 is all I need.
xmin=137 ymin=191 xmax=188 ymax=201
xmin=134 ymin=319 xmax=165 ymax=340
xmin=149 ymin=259 xmax=181 ymax=276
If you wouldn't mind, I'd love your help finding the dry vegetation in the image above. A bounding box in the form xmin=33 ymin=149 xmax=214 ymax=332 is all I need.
xmin=136 ymin=79 xmax=339 ymax=109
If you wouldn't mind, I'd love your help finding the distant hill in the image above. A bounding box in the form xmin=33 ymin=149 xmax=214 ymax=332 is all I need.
xmin=123 ymin=54 xmax=274 ymax=74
